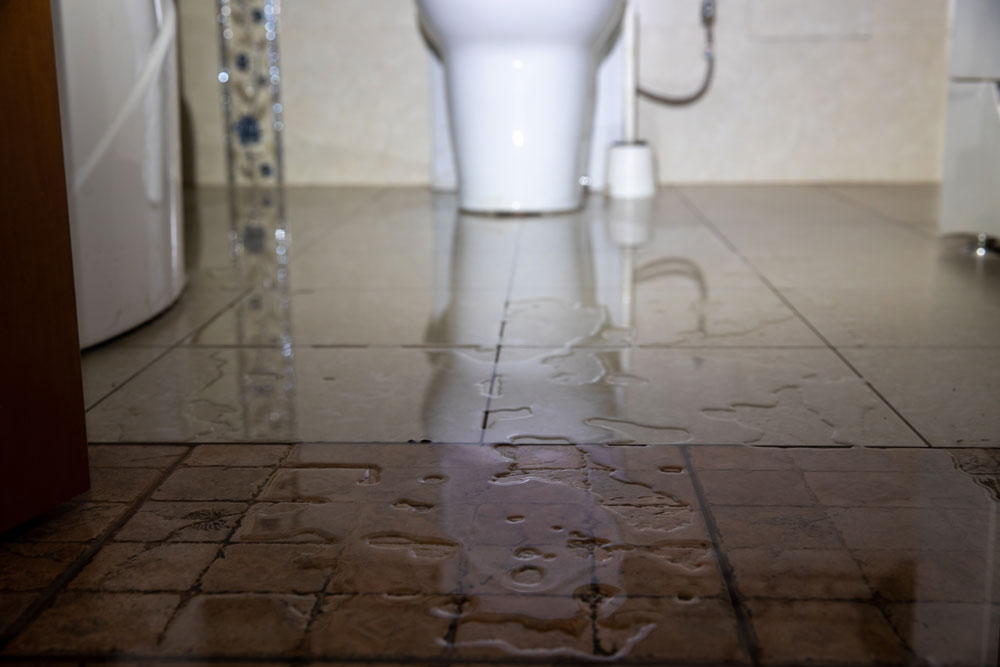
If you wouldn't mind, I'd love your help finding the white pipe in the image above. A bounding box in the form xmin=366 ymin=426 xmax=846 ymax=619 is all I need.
xmin=622 ymin=2 xmax=638 ymax=143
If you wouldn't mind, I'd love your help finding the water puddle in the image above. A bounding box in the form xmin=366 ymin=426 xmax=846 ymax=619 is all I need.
xmin=364 ymin=532 xmax=459 ymax=559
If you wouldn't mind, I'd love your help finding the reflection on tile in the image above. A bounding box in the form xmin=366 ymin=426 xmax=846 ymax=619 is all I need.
xmin=201 ymin=544 xmax=341 ymax=593
xmin=184 ymin=444 xmax=289 ymax=467
xmin=86 ymin=347 xmax=491 ymax=443
xmin=159 ymin=593 xmax=313 ymax=656
xmin=844 ymin=348 xmax=1000 ymax=447
xmin=886 ymin=602 xmax=1000 ymax=667
xmin=487 ymin=348 xmax=921 ymax=446
xmin=825 ymin=184 xmax=939 ymax=232
xmin=152 ymin=467 xmax=272 ymax=502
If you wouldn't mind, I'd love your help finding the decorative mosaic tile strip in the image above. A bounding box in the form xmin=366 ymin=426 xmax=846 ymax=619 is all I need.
xmin=218 ymin=0 xmax=295 ymax=440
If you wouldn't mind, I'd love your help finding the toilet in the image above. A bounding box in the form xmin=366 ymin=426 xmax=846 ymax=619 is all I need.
xmin=416 ymin=0 xmax=625 ymax=214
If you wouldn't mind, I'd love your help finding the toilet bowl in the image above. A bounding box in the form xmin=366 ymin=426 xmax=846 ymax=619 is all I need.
xmin=416 ymin=0 xmax=624 ymax=214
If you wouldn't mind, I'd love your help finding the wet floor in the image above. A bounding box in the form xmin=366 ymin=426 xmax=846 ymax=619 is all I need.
xmin=2 ymin=185 xmax=999 ymax=665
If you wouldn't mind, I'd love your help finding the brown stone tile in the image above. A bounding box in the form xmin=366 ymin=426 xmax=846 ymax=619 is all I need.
xmin=87 ymin=444 xmax=188 ymax=468
xmin=307 ymin=594 xmax=452 ymax=659
xmin=286 ymin=442 xmax=474 ymax=470
xmin=697 ymin=469 xmax=816 ymax=506
xmin=185 ymin=444 xmax=289 ymax=467
xmin=115 ymin=501 xmax=247 ymax=542
xmin=233 ymin=502 xmax=358 ymax=544
xmin=159 ymin=593 xmax=314 ymax=656
xmin=0 ymin=543 xmax=86 ymax=591
xmin=592 ymin=542 xmax=726 ymax=599
xmin=790 ymin=446 xmax=955 ymax=472
xmin=463 ymin=545 xmax=593 ymax=598
xmin=260 ymin=467 xmax=389 ymax=503
xmin=78 ymin=467 xmax=162 ymax=502
xmin=449 ymin=595 xmax=592 ymax=660
xmin=886 ymin=602 xmax=1000 ymax=666
xmin=855 ymin=549 xmax=1000 ymax=602
xmin=597 ymin=596 xmax=748 ymax=664
xmin=949 ymin=449 xmax=1000 ymax=475
xmin=727 ymin=548 xmax=870 ymax=599
xmin=747 ymin=600 xmax=911 ymax=665
xmin=804 ymin=470 xmax=989 ymax=509
xmin=689 ymin=445 xmax=796 ymax=470
xmin=16 ymin=503 xmax=128 ymax=543
xmin=152 ymin=467 xmax=272 ymax=501
xmin=712 ymin=506 xmax=844 ymax=549
xmin=580 ymin=443 xmax=687 ymax=471
xmin=0 ymin=593 xmax=35 ymax=632
xmin=6 ymin=592 xmax=179 ymax=654
xmin=470 ymin=502 xmax=615 ymax=547
xmin=328 ymin=541 xmax=461 ymax=596
xmin=201 ymin=544 xmax=342 ymax=593
xmin=70 ymin=543 xmax=219 ymax=591
xmin=829 ymin=507 xmax=979 ymax=551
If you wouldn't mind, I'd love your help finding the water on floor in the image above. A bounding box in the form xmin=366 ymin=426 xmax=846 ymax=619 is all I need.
xmin=2 ymin=185 xmax=998 ymax=665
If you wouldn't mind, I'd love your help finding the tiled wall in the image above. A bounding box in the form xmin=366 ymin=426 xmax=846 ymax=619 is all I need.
xmin=177 ymin=0 xmax=949 ymax=185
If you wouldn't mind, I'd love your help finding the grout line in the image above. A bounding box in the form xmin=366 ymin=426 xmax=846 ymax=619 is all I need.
xmin=820 ymin=185 xmax=938 ymax=241
xmin=0 ymin=451 xmax=191 ymax=651
xmin=680 ymin=445 xmax=760 ymax=666
xmin=480 ymin=222 xmax=524 ymax=445
xmin=674 ymin=188 xmax=935 ymax=448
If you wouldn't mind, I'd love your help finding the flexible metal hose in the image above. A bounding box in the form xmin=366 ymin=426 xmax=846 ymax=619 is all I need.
xmin=637 ymin=0 xmax=715 ymax=106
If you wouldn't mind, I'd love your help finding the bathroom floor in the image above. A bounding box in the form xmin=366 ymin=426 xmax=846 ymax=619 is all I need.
xmin=2 ymin=185 xmax=999 ymax=665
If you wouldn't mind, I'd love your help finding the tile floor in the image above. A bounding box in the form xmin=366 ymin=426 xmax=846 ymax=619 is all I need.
xmin=2 ymin=185 xmax=999 ymax=665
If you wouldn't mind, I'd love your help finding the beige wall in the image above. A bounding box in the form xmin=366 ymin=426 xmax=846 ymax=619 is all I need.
xmin=178 ymin=0 xmax=950 ymax=185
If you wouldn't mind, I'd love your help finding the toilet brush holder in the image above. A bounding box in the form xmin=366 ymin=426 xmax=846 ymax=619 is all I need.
xmin=607 ymin=140 xmax=656 ymax=199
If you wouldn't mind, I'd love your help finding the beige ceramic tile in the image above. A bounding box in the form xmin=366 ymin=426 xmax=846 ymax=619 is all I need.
xmin=86 ymin=347 xmax=491 ymax=443
xmin=159 ymin=593 xmax=314 ymax=656
xmin=825 ymin=184 xmax=939 ymax=232
xmin=780 ymin=284 xmax=1000 ymax=347
xmin=87 ymin=445 xmax=188 ymax=468
xmin=80 ymin=345 xmax=166 ymax=408
xmin=307 ymin=594 xmax=452 ymax=659
xmin=112 ymin=286 xmax=246 ymax=348
xmin=200 ymin=544 xmax=342 ymax=593
xmin=191 ymin=287 xmax=509 ymax=348
xmin=184 ymin=444 xmax=289 ymax=467
xmin=0 ymin=543 xmax=85 ymax=592
xmin=486 ymin=347 xmax=922 ymax=446
xmin=843 ymin=349 xmax=1000 ymax=448
xmin=6 ymin=592 xmax=179 ymax=654
xmin=70 ymin=543 xmax=218 ymax=591
xmin=78 ymin=468 xmax=162 ymax=503
xmin=115 ymin=501 xmax=247 ymax=543
xmin=747 ymin=600 xmax=910 ymax=665
xmin=152 ymin=467 xmax=272 ymax=502
xmin=727 ymin=548 xmax=870 ymax=599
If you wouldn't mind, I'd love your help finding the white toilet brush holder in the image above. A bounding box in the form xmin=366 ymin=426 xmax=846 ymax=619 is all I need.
xmin=607 ymin=140 xmax=656 ymax=199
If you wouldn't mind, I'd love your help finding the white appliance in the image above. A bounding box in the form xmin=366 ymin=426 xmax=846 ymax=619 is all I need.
xmin=52 ymin=0 xmax=185 ymax=348
xmin=939 ymin=0 xmax=1000 ymax=241
xmin=419 ymin=0 xmax=625 ymax=214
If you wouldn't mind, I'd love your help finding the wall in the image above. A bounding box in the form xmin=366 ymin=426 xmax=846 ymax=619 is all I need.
xmin=177 ymin=0 xmax=950 ymax=185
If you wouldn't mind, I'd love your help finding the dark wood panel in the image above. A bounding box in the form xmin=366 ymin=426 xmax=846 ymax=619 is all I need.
xmin=0 ymin=0 xmax=90 ymax=533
